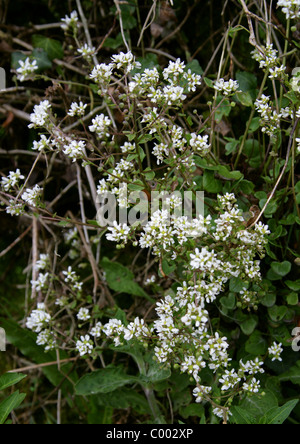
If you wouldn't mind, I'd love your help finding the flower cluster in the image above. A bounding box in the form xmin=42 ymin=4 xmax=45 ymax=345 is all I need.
xmin=214 ymin=78 xmax=240 ymax=96
xmin=1 ymin=169 xmax=24 ymax=192
xmin=28 ymin=100 xmax=52 ymax=129
xmin=61 ymin=10 xmax=79 ymax=32
xmin=277 ymin=0 xmax=300 ymax=19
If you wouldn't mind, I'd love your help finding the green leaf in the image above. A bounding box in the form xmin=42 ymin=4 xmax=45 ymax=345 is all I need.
xmin=75 ymin=367 xmax=139 ymax=396
xmin=203 ymin=77 xmax=214 ymax=88
xmin=225 ymin=138 xmax=239 ymax=155
xmin=32 ymin=48 xmax=52 ymax=71
xmin=0 ymin=391 xmax=26 ymax=424
xmin=287 ymin=292 xmax=298 ymax=306
xmin=240 ymin=315 xmax=258 ymax=335
xmin=101 ymin=257 xmax=154 ymax=302
xmin=248 ymin=117 xmax=261 ymax=133
xmin=217 ymin=165 xmax=243 ymax=180
xmin=203 ymin=170 xmax=222 ymax=193
xmin=186 ymin=59 xmax=203 ymax=76
xmin=236 ymin=71 xmax=258 ymax=99
xmin=160 ymin=258 xmax=176 ymax=276
xmin=215 ymin=96 xmax=231 ymax=123
xmin=118 ymin=4 xmax=137 ymax=30
xmin=286 ymin=280 xmax=300 ymax=291
xmin=0 ymin=373 xmax=27 ymax=391
xmin=230 ymin=406 xmax=256 ymax=424
xmin=236 ymin=91 xmax=253 ymax=107
xmin=245 ymin=331 xmax=268 ymax=355
xmin=229 ymin=277 xmax=247 ymax=293
xmin=261 ymin=292 xmax=276 ymax=307
xmin=145 ymin=361 xmax=171 ymax=384
xmin=280 ymin=361 xmax=300 ymax=385
xmin=268 ymin=305 xmax=288 ymax=322
xmin=262 ymin=400 xmax=299 ymax=424
xmin=32 ymin=35 xmax=64 ymax=61
xmin=240 ymin=390 xmax=278 ymax=420
xmin=220 ymin=293 xmax=236 ymax=310
xmin=271 ymin=261 xmax=292 ymax=277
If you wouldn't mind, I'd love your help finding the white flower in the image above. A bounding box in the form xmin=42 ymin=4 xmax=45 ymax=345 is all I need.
xmin=63 ymin=266 xmax=77 ymax=283
xmin=190 ymin=133 xmax=210 ymax=156
xmin=219 ymin=369 xmax=241 ymax=391
xmin=1 ymin=169 xmax=24 ymax=191
xmin=28 ymin=100 xmax=51 ymax=129
xmin=77 ymin=307 xmax=91 ymax=322
xmin=277 ymin=0 xmax=300 ymax=19
xmin=190 ymin=247 xmax=222 ymax=275
xmin=21 ymin=184 xmax=43 ymax=207
xmin=242 ymin=378 xmax=261 ymax=394
xmin=68 ymin=101 xmax=88 ymax=117
xmin=193 ymin=385 xmax=212 ymax=403
xmin=32 ymin=135 xmax=52 ymax=152
xmin=76 ymin=335 xmax=94 ymax=356
xmin=61 ymin=10 xmax=79 ymax=31
xmin=26 ymin=303 xmax=51 ymax=333
xmin=163 ymin=58 xmax=186 ymax=80
xmin=89 ymin=114 xmax=111 ymax=138
xmin=16 ymin=57 xmax=38 ymax=82
xmin=78 ymin=44 xmax=96 ymax=59
xmin=106 ymin=221 xmax=131 ymax=244
xmin=111 ymin=51 xmax=141 ymax=73
xmin=6 ymin=200 xmax=24 ymax=217
xmin=90 ymin=322 xmax=103 ymax=338
xmin=36 ymin=329 xmax=56 ymax=351
xmin=268 ymin=341 xmax=283 ymax=361
xmin=214 ymin=78 xmax=239 ymax=96
xmin=63 ymin=140 xmax=86 ymax=162
xmin=31 ymin=272 xmax=49 ymax=291
xmin=251 ymin=44 xmax=279 ymax=69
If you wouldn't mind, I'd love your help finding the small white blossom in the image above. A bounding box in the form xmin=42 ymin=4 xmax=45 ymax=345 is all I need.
xmin=78 ymin=44 xmax=96 ymax=59
xmin=89 ymin=114 xmax=111 ymax=138
xmin=214 ymin=78 xmax=239 ymax=96
xmin=76 ymin=335 xmax=94 ymax=356
xmin=32 ymin=135 xmax=52 ymax=152
xmin=68 ymin=101 xmax=88 ymax=117
xmin=1 ymin=169 xmax=24 ymax=191
xmin=28 ymin=100 xmax=51 ymax=129
xmin=277 ymin=0 xmax=300 ymax=19
xmin=36 ymin=329 xmax=56 ymax=351
xmin=268 ymin=341 xmax=283 ymax=361
xmin=190 ymin=133 xmax=211 ymax=156
xmin=90 ymin=322 xmax=103 ymax=338
xmin=61 ymin=10 xmax=79 ymax=31
xmin=63 ymin=140 xmax=86 ymax=162
xmin=16 ymin=58 xmax=38 ymax=82
xmin=31 ymin=272 xmax=49 ymax=291
xmin=21 ymin=184 xmax=43 ymax=207
xmin=106 ymin=221 xmax=131 ymax=244
xmin=26 ymin=303 xmax=51 ymax=333
xmin=77 ymin=308 xmax=91 ymax=322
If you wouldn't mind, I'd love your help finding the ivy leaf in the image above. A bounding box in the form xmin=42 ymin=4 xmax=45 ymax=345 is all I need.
xmin=32 ymin=35 xmax=64 ymax=61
